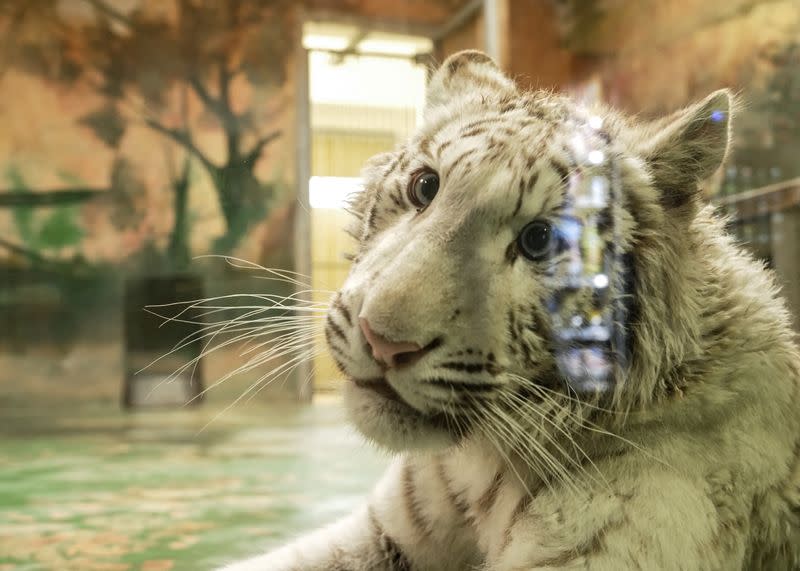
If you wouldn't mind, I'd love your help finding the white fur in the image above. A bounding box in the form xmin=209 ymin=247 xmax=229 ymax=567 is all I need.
xmin=221 ymin=51 xmax=800 ymax=570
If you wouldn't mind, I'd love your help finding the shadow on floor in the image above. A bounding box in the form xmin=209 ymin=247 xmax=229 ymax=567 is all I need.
xmin=0 ymin=396 xmax=389 ymax=571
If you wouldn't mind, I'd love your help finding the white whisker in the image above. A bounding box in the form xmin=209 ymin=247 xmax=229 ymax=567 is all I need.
xmin=196 ymin=347 xmax=323 ymax=433
xmin=469 ymin=404 xmax=540 ymax=497
xmin=498 ymin=390 xmax=608 ymax=492
xmin=485 ymin=399 xmax=573 ymax=494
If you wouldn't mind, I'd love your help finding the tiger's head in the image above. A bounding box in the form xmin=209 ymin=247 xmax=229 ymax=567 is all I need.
xmin=324 ymin=50 xmax=734 ymax=453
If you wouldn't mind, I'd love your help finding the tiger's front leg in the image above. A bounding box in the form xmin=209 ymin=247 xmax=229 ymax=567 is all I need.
xmin=217 ymin=505 xmax=399 ymax=571
xmin=487 ymin=468 xmax=747 ymax=571
xmin=219 ymin=456 xmax=479 ymax=571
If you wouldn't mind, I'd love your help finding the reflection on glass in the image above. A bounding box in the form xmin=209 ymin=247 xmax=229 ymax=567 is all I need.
xmin=545 ymin=121 xmax=628 ymax=395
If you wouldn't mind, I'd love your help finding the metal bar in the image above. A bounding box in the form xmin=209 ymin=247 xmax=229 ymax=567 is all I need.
xmin=483 ymin=0 xmax=500 ymax=61
xmin=303 ymin=10 xmax=439 ymax=39
xmin=713 ymin=178 xmax=800 ymax=220
xmin=0 ymin=189 xmax=105 ymax=207
xmin=294 ymin=13 xmax=314 ymax=403
xmin=714 ymin=176 xmax=800 ymax=206
xmin=311 ymin=47 xmax=431 ymax=63
xmin=306 ymin=0 xmax=484 ymax=56
xmin=0 ymin=237 xmax=50 ymax=264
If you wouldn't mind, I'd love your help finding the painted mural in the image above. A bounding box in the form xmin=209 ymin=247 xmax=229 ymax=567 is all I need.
xmin=0 ymin=1 xmax=299 ymax=351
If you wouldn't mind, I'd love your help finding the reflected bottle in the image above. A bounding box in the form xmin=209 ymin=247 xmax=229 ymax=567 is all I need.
xmin=754 ymin=167 xmax=769 ymax=190
xmin=739 ymin=166 xmax=753 ymax=193
xmin=722 ymin=166 xmax=738 ymax=197
xmin=722 ymin=166 xmax=739 ymax=234
xmin=756 ymin=204 xmax=770 ymax=247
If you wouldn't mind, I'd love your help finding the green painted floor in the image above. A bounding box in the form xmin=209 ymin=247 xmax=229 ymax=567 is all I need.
xmin=0 ymin=397 xmax=388 ymax=571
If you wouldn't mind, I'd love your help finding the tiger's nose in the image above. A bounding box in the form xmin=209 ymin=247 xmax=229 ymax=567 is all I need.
xmin=359 ymin=318 xmax=425 ymax=368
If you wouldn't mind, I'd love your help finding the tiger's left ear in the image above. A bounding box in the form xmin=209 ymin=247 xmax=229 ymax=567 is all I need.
xmin=425 ymin=50 xmax=517 ymax=115
xmin=635 ymin=89 xmax=733 ymax=211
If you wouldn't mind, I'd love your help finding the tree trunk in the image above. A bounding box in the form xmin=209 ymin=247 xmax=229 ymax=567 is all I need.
xmin=211 ymin=161 xmax=267 ymax=254
xmin=167 ymin=157 xmax=192 ymax=269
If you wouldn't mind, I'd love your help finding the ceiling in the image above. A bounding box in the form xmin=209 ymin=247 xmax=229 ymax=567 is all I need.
xmin=302 ymin=21 xmax=434 ymax=57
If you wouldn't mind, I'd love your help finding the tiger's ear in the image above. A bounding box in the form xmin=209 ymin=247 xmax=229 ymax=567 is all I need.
xmin=425 ymin=50 xmax=517 ymax=114
xmin=634 ymin=89 xmax=733 ymax=211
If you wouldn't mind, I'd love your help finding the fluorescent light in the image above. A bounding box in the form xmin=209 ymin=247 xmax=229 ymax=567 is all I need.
xmin=357 ymin=39 xmax=419 ymax=56
xmin=308 ymin=51 xmax=427 ymax=108
xmin=303 ymin=34 xmax=350 ymax=51
xmin=587 ymin=150 xmax=605 ymax=165
xmin=357 ymin=33 xmax=432 ymax=56
xmin=309 ymin=176 xmax=363 ymax=209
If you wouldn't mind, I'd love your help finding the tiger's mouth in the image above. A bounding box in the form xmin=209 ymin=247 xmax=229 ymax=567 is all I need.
xmin=349 ymin=376 xmax=457 ymax=426
xmin=351 ymin=377 xmax=405 ymax=404
xmin=345 ymin=375 xmax=472 ymax=451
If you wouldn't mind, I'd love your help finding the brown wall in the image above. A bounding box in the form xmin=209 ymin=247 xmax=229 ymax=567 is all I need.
xmin=436 ymin=7 xmax=485 ymax=60
xmin=506 ymin=0 xmax=573 ymax=90
xmin=435 ymin=0 xmax=800 ymax=329
xmin=509 ymin=0 xmax=800 ymax=115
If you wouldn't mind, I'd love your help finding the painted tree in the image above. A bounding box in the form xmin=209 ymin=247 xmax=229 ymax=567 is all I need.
xmin=2 ymin=0 xmax=295 ymax=258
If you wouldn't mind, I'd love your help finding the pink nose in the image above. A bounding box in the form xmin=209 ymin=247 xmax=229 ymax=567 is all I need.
xmin=359 ymin=318 xmax=423 ymax=367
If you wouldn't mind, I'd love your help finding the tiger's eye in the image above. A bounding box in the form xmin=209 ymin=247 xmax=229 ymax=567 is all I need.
xmin=518 ymin=220 xmax=555 ymax=261
xmin=408 ymin=170 xmax=440 ymax=208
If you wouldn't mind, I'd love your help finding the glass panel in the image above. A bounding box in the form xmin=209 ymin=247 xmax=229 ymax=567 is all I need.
xmin=4 ymin=2 xmax=800 ymax=569
xmin=307 ymin=50 xmax=427 ymax=390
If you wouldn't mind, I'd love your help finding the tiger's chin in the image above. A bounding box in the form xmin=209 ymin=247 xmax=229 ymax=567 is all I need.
xmin=342 ymin=378 xmax=464 ymax=452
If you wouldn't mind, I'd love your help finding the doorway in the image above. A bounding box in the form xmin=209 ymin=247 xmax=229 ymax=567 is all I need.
xmin=303 ymin=24 xmax=430 ymax=391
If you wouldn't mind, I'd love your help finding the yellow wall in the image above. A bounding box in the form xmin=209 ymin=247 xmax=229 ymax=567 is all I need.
xmin=312 ymin=130 xmax=396 ymax=177
xmin=310 ymin=130 xmax=398 ymax=391
xmin=308 ymin=49 xmax=426 ymax=392
xmin=311 ymin=207 xmax=356 ymax=390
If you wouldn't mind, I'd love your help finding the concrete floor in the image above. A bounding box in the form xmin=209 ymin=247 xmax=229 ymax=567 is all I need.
xmin=0 ymin=395 xmax=388 ymax=570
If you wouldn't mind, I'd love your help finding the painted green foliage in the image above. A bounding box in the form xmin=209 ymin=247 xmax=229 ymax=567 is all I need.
xmin=6 ymin=166 xmax=84 ymax=253
xmin=2 ymin=0 xmax=295 ymax=264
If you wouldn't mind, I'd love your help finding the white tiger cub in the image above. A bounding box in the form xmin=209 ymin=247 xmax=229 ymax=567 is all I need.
xmin=222 ymin=51 xmax=800 ymax=570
